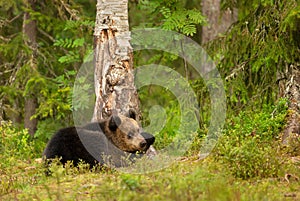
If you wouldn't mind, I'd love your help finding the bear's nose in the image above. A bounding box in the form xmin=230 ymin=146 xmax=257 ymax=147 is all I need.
xmin=141 ymin=132 xmax=155 ymax=145
xmin=140 ymin=140 xmax=147 ymax=148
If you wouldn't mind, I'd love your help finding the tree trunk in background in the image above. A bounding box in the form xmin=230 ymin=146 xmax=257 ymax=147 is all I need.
xmin=201 ymin=0 xmax=237 ymax=43
xmin=281 ymin=64 xmax=300 ymax=144
xmin=92 ymin=0 xmax=140 ymax=121
xmin=23 ymin=0 xmax=38 ymax=136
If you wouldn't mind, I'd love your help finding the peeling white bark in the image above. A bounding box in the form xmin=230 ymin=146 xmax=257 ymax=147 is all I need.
xmin=92 ymin=0 xmax=140 ymax=121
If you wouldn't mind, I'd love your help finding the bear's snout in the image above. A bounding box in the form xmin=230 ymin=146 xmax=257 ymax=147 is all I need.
xmin=141 ymin=132 xmax=155 ymax=146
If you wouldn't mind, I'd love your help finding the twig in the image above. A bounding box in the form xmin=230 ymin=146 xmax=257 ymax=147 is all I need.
xmin=38 ymin=28 xmax=55 ymax=42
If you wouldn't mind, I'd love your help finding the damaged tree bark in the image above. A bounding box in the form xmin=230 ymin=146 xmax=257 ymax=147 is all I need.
xmin=92 ymin=0 xmax=140 ymax=121
xmin=281 ymin=64 xmax=300 ymax=145
xmin=92 ymin=0 xmax=157 ymax=157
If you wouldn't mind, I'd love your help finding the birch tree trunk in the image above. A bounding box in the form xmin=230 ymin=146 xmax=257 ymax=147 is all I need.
xmin=23 ymin=0 xmax=38 ymax=136
xmin=92 ymin=0 xmax=140 ymax=121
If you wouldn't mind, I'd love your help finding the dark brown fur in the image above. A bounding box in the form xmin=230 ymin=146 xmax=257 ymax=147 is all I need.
xmin=43 ymin=113 xmax=155 ymax=169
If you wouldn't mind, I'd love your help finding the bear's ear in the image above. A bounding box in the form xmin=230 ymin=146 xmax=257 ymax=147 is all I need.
xmin=127 ymin=109 xmax=136 ymax=120
xmin=109 ymin=115 xmax=121 ymax=131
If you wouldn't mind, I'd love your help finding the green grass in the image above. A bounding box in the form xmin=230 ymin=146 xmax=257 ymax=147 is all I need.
xmin=0 ymin=157 xmax=299 ymax=201
xmin=0 ymin=100 xmax=299 ymax=200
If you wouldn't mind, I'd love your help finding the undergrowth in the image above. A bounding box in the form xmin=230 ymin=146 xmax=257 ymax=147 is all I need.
xmin=0 ymin=99 xmax=299 ymax=200
xmin=213 ymin=98 xmax=290 ymax=179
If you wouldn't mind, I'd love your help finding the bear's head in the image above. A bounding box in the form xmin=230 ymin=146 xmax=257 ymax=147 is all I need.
xmin=106 ymin=111 xmax=155 ymax=153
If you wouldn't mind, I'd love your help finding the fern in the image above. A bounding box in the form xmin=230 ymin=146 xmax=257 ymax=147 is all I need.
xmin=73 ymin=38 xmax=85 ymax=48
xmin=187 ymin=9 xmax=206 ymax=24
xmin=58 ymin=51 xmax=81 ymax=64
xmin=182 ymin=24 xmax=197 ymax=36
xmin=64 ymin=20 xmax=94 ymax=31
xmin=54 ymin=38 xmax=84 ymax=48
xmin=162 ymin=9 xmax=204 ymax=36
xmin=160 ymin=7 xmax=171 ymax=18
xmin=140 ymin=1 xmax=206 ymax=36
xmin=54 ymin=38 xmax=85 ymax=48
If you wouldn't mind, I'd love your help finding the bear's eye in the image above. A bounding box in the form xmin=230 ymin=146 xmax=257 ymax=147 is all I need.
xmin=127 ymin=132 xmax=134 ymax=139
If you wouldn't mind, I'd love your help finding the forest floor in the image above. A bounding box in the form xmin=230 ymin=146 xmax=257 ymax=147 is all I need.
xmin=1 ymin=102 xmax=300 ymax=200
xmin=0 ymin=153 xmax=299 ymax=200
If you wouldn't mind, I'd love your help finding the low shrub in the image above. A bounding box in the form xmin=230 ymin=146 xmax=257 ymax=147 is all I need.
xmin=213 ymin=99 xmax=288 ymax=179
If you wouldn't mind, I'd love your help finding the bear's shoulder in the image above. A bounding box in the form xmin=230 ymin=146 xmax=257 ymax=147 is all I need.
xmin=82 ymin=121 xmax=106 ymax=132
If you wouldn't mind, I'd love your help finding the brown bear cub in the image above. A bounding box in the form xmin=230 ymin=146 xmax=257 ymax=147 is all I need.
xmin=43 ymin=111 xmax=155 ymax=169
